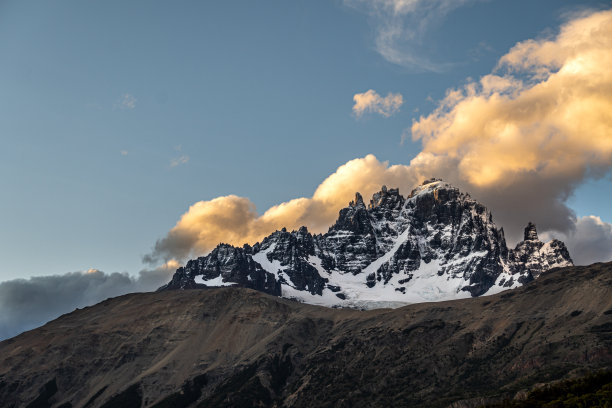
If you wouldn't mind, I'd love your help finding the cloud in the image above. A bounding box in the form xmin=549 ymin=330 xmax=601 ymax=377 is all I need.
xmin=120 ymin=150 xmax=128 ymax=156
xmin=114 ymin=93 xmax=137 ymax=110
xmin=343 ymin=0 xmax=475 ymax=71
xmin=170 ymin=155 xmax=190 ymax=167
xmin=408 ymin=8 xmax=612 ymax=239
xmin=353 ymin=89 xmax=403 ymax=117
xmin=543 ymin=216 xmax=612 ymax=266
xmin=0 ymin=261 xmax=178 ymax=341
xmin=468 ymin=41 xmax=496 ymax=62
xmin=143 ymin=155 xmax=418 ymax=263
xmin=145 ymin=9 xmax=612 ymax=264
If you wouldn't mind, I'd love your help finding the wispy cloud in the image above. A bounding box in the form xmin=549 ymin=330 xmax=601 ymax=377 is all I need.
xmin=114 ymin=93 xmax=137 ymax=110
xmin=468 ymin=41 xmax=496 ymax=62
xmin=353 ymin=89 xmax=403 ymax=117
xmin=120 ymin=150 xmax=128 ymax=156
xmin=170 ymin=155 xmax=189 ymax=168
xmin=343 ymin=0 xmax=475 ymax=71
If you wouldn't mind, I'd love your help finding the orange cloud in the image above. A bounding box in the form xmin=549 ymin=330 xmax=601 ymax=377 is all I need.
xmin=145 ymin=155 xmax=420 ymax=263
xmin=353 ymin=89 xmax=403 ymax=117
xmin=146 ymin=9 xmax=612 ymax=264
xmin=411 ymin=9 xmax=612 ymax=188
xmin=403 ymin=8 xmax=612 ymax=238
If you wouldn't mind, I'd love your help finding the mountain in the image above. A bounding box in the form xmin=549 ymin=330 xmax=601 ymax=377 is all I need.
xmin=1 ymin=262 xmax=611 ymax=407
xmin=162 ymin=179 xmax=573 ymax=307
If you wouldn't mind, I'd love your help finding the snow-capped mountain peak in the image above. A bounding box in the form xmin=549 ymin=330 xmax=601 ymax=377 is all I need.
xmin=161 ymin=181 xmax=573 ymax=308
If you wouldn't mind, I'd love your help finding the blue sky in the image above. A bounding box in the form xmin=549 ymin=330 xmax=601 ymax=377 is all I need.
xmin=1 ymin=0 xmax=611 ymax=282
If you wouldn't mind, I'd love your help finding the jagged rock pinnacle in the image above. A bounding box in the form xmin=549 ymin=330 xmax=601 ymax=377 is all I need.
xmin=524 ymin=222 xmax=538 ymax=241
xmin=350 ymin=192 xmax=365 ymax=208
xmin=421 ymin=177 xmax=443 ymax=185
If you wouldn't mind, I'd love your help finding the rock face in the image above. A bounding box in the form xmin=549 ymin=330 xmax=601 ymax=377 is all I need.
xmin=161 ymin=179 xmax=573 ymax=307
xmin=505 ymin=222 xmax=574 ymax=285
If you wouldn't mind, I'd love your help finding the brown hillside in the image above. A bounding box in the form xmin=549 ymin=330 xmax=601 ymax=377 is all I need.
xmin=1 ymin=263 xmax=611 ymax=407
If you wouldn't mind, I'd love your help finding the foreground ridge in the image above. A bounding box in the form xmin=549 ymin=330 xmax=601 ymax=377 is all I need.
xmin=162 ymin=179 xmax=573 ymax=307
xmin=1 ymin=263 xmax=610 ymax=407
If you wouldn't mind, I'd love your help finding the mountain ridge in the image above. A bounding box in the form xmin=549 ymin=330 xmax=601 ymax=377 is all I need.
xmin=162 ymin=179 xmax=572 ymax=307
xmin=1 ymin=262 xmax=611 ymax=407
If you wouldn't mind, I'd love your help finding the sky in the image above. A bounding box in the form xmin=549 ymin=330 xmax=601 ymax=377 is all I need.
xmin=1 ymin=0 xmax=612 ymax=339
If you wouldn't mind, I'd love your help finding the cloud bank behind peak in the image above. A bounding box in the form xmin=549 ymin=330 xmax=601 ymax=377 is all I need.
xmin=145 ymin=9 xmax=612 ymax=266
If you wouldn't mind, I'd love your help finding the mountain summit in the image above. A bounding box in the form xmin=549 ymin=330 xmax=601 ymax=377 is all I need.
xmin=161 ymin=179 xmax=572 ymax=307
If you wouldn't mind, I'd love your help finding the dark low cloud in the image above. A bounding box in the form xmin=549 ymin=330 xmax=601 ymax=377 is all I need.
xmin=0 ymin=263 xmax=177 ymax=341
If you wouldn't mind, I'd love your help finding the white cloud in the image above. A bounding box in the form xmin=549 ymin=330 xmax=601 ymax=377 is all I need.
xmin=353 ymin=89 xmax=403 ymax=117
xmin=114 ymin=93 xmax=137 ymax=110
xmin=120 ymin=150 xmax=128 ymax=156
xmin=543 ymin=216 xmax=612 ymax=265
xmin=343 ymin=0 xmax=475 ymax=71
xmin=170 ymin=155 xmax=190 ymax=168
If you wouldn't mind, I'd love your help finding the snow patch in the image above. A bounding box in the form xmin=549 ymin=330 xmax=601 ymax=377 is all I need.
xmin=194 ymin=275 xmax=237 ymax=287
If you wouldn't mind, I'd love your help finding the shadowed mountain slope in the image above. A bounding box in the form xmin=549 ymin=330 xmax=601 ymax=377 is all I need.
xmin=1 ymin=263 xmax=611 ymax=408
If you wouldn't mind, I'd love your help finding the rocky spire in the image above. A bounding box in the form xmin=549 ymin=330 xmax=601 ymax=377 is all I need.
xmin=369 ymin=185 xmax=403 ymax=210
xmin=524 ymin=222 xmax=538 ymax=241
xmin=350 ymin=192 xmax=365 ymax=208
